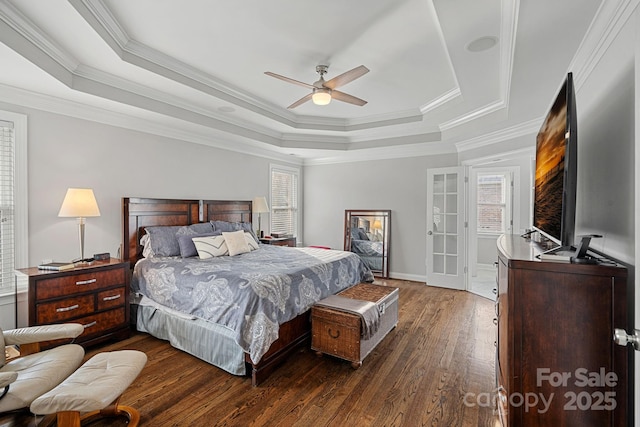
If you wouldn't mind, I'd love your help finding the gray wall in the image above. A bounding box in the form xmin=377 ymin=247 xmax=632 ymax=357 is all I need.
xmin=303 ymin=154 xmax=458 ymax=281
xmin=573 ymin=18 xmax=635 ymax=264
xmin=4 ymin=106 xmax=293 ymax=266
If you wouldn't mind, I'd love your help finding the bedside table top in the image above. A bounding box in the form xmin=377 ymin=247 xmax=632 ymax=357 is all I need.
xmin=16 ymin=258 xmax=128 ymax=277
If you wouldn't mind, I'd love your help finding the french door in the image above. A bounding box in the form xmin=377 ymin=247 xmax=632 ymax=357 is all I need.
xmin=426 ymin=167 xmax=466 ymax=290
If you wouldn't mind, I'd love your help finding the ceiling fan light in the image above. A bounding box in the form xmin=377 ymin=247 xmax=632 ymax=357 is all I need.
xmin=312 ymin=89 xmax=332 ymax=105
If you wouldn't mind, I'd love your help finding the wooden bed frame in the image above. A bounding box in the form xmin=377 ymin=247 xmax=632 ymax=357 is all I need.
xmin=122 ymin=197 xmax=311 ymax=386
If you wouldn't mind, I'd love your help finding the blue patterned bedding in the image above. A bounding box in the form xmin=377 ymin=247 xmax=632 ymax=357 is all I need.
xmin=351 ymin=239 xmax=383 ymax=257
xmin=132 ymin=245 xmax=374 ymax=363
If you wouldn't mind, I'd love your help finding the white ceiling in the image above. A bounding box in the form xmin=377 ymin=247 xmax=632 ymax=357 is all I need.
xmin=0 ymin=0 xmax=603 ymax=162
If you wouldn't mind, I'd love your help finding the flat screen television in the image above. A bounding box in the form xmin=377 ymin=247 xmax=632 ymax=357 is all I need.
xmin=532 ymin=72 xmax=578 ymax=252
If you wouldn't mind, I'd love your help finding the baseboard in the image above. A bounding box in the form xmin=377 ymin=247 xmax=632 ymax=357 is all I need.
xmin=387 ymin=272 xmax=426 ymax=283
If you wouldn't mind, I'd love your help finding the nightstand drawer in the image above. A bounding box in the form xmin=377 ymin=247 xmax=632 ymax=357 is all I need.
xmin=77 ymin=308 xmax=126 ymax=338
xmin=97 ymin=287 xmax=126 ymax=310
xmin=35 ymin=268 xmax=126 ymax=300
xmin=259 ymin=237 xmax=296 ymax=247
xmin=18 ymin=259 xmax=131 ymax=348
xmin=37 ymin=295 xmax=94 ymax=323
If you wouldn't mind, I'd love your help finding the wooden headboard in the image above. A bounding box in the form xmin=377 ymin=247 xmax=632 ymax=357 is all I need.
xmin=122 ymin=197 xmax=252 ymax=266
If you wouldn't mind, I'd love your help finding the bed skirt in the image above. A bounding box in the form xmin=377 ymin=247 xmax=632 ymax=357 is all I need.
xmin=134 ymin=303 xmax=247 ymax=376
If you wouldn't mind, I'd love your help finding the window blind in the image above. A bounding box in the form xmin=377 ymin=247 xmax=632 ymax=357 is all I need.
xmin=477 ymin=174 xmax=506 ymax=234
xmin=270 ymin=167 xmax=299 ymax=237
xmin=0 ymin=120 xmax=15 ymax=291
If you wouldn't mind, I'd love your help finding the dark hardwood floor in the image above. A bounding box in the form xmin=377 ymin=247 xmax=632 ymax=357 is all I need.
xmin=1 ymin=280 xmax=499 ymax=427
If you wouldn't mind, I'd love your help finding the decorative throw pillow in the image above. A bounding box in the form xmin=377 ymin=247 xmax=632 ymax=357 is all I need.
xmin=177 ymin=231 xmax=222 ymax=258
xmin=192 ymin=235 xmax=229 ymax=259
xmin=223 ymin=230 xmax=251 ymax=256
xmin=245 ymin=232 xmax=259 ymax=251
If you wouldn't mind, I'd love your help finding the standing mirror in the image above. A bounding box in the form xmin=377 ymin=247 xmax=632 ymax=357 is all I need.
xmin=344 ymin=210 xmax=391 ymax=278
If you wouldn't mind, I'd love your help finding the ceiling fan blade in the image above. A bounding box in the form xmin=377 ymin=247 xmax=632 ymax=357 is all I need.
xmin=264 ymin=72 xmax=314 ymax=89
xmin=287 ymin=93 xmax=313 ymax=109
xmin=324 ymin=65 xmax=369 ymax=89
xmin=331 ymin=90 xmax=367 ymax=106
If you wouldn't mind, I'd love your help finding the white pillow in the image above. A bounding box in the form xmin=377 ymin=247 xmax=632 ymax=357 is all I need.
xmin=223 ymin=230 xmax=251 ymax=256
xmin=140 ymin=234 xmax=154 ymax=258
xmin=245 ymin=232 xmax=259 ymax=251
xmin=192 ymin=235 xmax=229 ymax=259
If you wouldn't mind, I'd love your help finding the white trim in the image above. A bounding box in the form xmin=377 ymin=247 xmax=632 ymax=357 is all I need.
xmin=569 ymin=0 xmax=640 ymax=90
xmin=455 ymin=118 xmax=540 ymax=153
xmin=388 ymin=272 xmax=426 ymax=283
xmin=269 ymin=163 xmax=302 ymax=243
xmin=0 ymin=110 xmax=28 ymax=270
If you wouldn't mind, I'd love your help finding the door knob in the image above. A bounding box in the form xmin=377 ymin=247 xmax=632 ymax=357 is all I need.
xmin=427 ymin=231 xmax=433 ymax=235
xmin=613 ymin=328 xmax=640 ymax=350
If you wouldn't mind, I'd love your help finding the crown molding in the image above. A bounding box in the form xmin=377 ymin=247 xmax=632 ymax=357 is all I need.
xmin=440 ymin=99 xmax=506 ymax=132
xmin=419 ymin=87 xmax=461 ymax=114
xmin=461 ymin=146 xmax=535 ymax=166
xmin=0 ymin=82 xmax=304 ymax=165
xmin=303 ymin=141 xmax=456 ymax=166
xmin=454 ymin=117 xmax=541 ymax=152
xmin=0 ymin=1 xmax=78 ymax=71
xmin=499 ymin=0 xmax=519 ymax=111
xmin=569 ymin=0 xmax=640 ymax=89
xmin=0 ymin=3 xmax=444 ymax=151
xmin=67 ymin=0 xmax=452 ymax=134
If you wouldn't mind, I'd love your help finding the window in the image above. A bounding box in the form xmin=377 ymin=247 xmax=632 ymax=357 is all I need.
xmin=270 ymin=165 xmax=300 ymax=238
xmin=0 ymin=111 xmax=27 ymax=301
xmin=0 ymin=120 xmax=15 ymax=292
xmin=476 ymin=173 xmax=509 ymax=234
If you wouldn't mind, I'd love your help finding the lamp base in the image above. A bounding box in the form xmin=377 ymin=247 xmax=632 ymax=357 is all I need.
xmin=73 ymin=257 xmax=95 ymax=264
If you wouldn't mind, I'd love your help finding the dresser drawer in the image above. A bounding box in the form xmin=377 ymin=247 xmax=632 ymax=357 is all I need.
xmin=76 ymin=308 xmax=126 ymax=338
xmin=97 ymin=287 xmax=126 ymax=310
xmin=36 ymin=295 xmax=95 ymax=323
xmin=35 ymin=268 xmax=126 ymax=300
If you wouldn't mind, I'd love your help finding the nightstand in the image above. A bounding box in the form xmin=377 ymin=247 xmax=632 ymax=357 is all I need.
xmin=259 ymin=237 xmax=296 ymax=247
xmin=15 ymin=259 xmax=130 ymax=348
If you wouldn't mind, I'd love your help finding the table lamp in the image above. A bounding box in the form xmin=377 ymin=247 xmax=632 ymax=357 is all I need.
xmin=58 ymin=188 xmax=101 ymax=263
xmin=252 ymin=196 xmax=269 ymax=238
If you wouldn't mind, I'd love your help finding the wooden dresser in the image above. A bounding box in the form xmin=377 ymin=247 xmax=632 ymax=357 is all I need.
xmin=496 ymin=234 xmax=629 ymax=426
xmin=16 ymin=259 xmax=130 ymax=348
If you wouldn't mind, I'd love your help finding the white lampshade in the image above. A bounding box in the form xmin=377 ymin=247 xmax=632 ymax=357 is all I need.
xmin=58 ymin=188 xmax=101 ymax=218
xmin=312 ymin=89 xmax=332 ymax=106
xmin=252 ymin=196 xmax=269 ymax=213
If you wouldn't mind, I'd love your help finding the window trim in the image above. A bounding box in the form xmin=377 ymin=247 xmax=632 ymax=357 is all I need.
xmin=476 ymin=172 xmax=509 ymax=235
xmin=269 ymin=163 xmax=301 ymax=243
xmin=0 ymin=110 xmax=27 ymax=295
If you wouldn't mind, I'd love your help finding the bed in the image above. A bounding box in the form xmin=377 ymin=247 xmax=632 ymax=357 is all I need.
xmin=122 ymin=197 xmax=373 ymax=385
xmin=350 ymin=237 xmax=384 ymax=271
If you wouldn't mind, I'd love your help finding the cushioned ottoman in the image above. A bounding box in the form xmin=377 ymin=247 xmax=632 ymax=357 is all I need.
xmin=311 ymin=283 xmax=398 ymax=368
xmin=31 ymin=350 xmax=147 ymax=427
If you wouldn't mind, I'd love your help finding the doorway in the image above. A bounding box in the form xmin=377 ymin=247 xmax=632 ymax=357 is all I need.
xmin=468 ymin=167 xmax=519 ymax=300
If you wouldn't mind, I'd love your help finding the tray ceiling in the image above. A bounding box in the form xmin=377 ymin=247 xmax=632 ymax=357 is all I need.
xmin=0 ymin=0 xmax=602 ymax=161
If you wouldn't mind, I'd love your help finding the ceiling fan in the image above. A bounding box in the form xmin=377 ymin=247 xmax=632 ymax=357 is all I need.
xmin=264 ymin=65 xmax=369 ymax=109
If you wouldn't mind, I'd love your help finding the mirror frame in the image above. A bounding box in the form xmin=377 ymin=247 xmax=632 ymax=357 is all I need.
xmin=344 ymin=210 xmax=391 ymax=278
